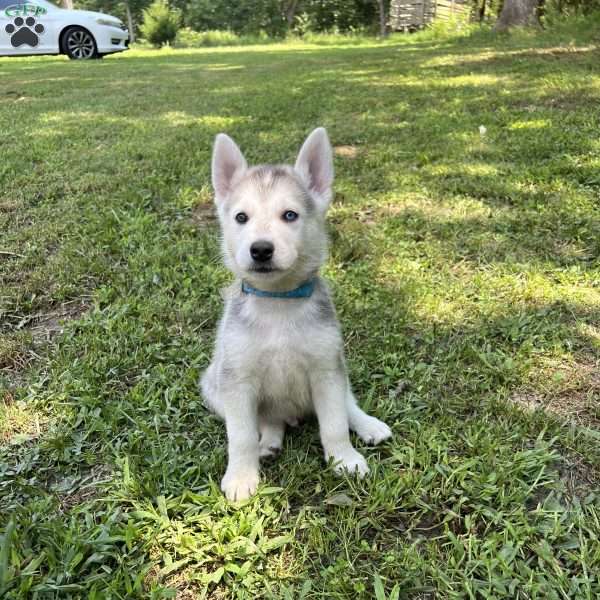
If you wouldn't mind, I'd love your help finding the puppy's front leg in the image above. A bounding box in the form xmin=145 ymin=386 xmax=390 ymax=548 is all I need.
xmin=310 ymin=370 xmax=369 ymax=477
xmin=221 ymin=384 xmax=260 ymax=501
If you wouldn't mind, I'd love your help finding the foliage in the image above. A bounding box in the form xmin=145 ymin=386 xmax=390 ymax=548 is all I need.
xmin=542 ymin=5 xmax=600 ymax=28
xmin=180 ymin=0 xmax=380 ymax=36
xmin=184 ymin=0 xmax=287 ymax=37
xmin=172 ymin=27 xmax=274 ymax=47
xmin=70 ymin=0 xmax=600 ymax=41
xmin=139 ymin=0 xmax=181 ymax=46
xmin=1 ymin=18 xmax=600 ymax=598
xmin=294 ymin=0 xmax=379 ymax=33
xmin=422 ymin=12 xmax=473 ymax=37
xmin=543 ymin=0 xmax=600 ymax=20
xmin=174 ymin=27 xmax=244 ymax=47
xmin=75 ymin=0 xmax=145 ymax=37
xmin=73 ymin=0 xmax=383 ymax=38
xmin=469 ymin=0 xmax=504 ymax=22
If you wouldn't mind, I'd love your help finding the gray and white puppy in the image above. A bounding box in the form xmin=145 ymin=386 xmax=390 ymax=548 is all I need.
xmin=201 ymin=127 xmax=392 ymax=501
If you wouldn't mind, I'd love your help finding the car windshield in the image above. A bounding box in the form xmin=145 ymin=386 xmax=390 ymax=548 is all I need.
xmin=0 ymin=0 xmax=61 ymax=7
xmin=35 ymin=0 xmax=60 ymax=8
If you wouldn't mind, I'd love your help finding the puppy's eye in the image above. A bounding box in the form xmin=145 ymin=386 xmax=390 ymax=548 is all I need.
xmin=282 ymin=210 xmax=298 ymax=222
xmin=235 ymin=212 xmax=249 ymax=224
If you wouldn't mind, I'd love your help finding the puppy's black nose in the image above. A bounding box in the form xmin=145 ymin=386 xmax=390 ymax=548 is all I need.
xmin=250 ymin=240 xmax=274 ymax=262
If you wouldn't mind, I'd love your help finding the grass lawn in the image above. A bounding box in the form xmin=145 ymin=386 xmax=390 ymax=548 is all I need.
xmin=1 ymin=20 xmax=600 ymax=598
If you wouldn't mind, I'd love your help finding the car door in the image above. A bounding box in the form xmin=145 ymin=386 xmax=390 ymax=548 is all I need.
xmin=26 ymin=0 xmax=62 ymax=54
xmin=0 ymin=0 xmax=20 ymax=54
xmin=0 ymin=0 xmax=60 ymax=55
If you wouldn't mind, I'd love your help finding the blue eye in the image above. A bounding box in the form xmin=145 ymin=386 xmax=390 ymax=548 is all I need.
xmin=235 ymin=212 xmax=248 ymax=224
xmin=283 ymin=210 xmax=298 ymax=222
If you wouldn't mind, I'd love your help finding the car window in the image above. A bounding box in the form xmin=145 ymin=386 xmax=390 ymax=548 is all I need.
xmin=0 ymin=0 xmax=26 ymax=9
xmin=35 ymin=0 xmax=59 ymax=8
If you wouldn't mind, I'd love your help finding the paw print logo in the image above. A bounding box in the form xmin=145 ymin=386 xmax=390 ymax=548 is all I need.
xmin=5 ymin=16 xmax=45 ymax=48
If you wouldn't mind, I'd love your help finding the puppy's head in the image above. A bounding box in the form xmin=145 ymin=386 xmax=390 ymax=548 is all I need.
xmin=211 ymin=128 xmax=334 ymax=289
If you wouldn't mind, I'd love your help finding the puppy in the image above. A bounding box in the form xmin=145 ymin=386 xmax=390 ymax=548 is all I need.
xmin=201 ymin=128 xmax=392 ymax=501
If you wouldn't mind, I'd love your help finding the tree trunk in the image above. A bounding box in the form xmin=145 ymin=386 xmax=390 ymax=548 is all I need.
xmin=125 ymin=0 xmax=135 ymax=43
xmin=478 ymin=0 xmax=486 ymax=22
xmin=284 ymin=0 xmax=299 ymax=27
xmin=494 ymin=0 xmax=540 ymax=30
xmin=61 ymin=0 xmax=73 ymax=8
xmin=375 ymin=0 xmax=388 ymax=37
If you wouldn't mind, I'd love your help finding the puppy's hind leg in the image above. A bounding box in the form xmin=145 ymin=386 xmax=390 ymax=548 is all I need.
xmin=346 ymin=390 xmax=392 ymax=445
xmin=259 ymin=415 xmax=285 ymax=458
xmin=311 ymin=371 xmax=369 ymax=476
xmin=200 ymin=363 xmax=225 ymax=419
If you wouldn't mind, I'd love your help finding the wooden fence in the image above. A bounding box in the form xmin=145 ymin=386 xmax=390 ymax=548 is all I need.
xmin=436 ymin=0 xmax=470 ymax=21
xmin=389 ymin=0 xmax=470 ymax=30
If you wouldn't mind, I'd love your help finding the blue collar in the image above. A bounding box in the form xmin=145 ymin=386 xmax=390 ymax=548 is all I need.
xmin=241 ymin=278 xmax=316 ymax=299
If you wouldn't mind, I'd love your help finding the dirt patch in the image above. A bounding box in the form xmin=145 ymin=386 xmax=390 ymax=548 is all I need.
xmin=511 ymin=90 xmax=600 ymax=112
xmin=191 ymin=201 xmax=217 ymax=229
xmin=334 ymin=145 xmax=359 ymax=159
xmin=0 ymin=390 xmax=47 ymax=445
xmin=16 ymin=300 xmax=88 ymax=339
xmin=54 ymin=464 xmax=113 ymax=512
xmin=0 ymin=299 xmax=89 ymax=390
xmin=145 ymin=566 xmax=220 ymax=599
xmin=558 ymin=452 xmax=600 ymax=501
xmin=0 ymin=200 xmax=21 ymax=213
xmin=511 ymin=356 xmax=600 ymax=429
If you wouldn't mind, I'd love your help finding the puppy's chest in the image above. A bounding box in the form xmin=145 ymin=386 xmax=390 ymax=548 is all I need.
xmin=228 ymin=297 xmax=340 ymax=374
xmin=248 ymin=314 xmax=330 ymax=366
xmin=259 ymin=338 xmax=311 ymax=405
xmin=222 ymin=295 xmax=342 ymax=412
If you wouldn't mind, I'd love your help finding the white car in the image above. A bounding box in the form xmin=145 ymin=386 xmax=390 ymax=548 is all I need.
xmin=0 ymin=0 xmax=129 ymax=59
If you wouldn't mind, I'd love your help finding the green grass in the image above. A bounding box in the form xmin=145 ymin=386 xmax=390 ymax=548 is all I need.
xmin=1 ymin=19 xmax=600 ymax=598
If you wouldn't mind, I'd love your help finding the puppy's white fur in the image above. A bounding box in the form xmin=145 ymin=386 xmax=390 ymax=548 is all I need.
xmin=201 ymin=128 xmax=392 ymax=501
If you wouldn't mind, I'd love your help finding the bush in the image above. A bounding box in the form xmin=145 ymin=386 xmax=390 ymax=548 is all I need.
xmin=425 ymin=14 xmax=473 ymax=39
xmin=173 ymin=27 xmax=271 ymax=47
xmin=185 ymin=0 xmax=287 ymax=37
xmin=294 ymin=0 xmax=378 ymax=34
xmin=140 ymin=0 xmax=181 ymax=47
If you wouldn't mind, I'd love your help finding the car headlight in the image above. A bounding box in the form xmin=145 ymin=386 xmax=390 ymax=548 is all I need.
xmin=96 ymin=18 xmax=122 ymax=27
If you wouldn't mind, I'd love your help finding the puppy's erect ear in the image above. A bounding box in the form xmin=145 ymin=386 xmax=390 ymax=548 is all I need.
xmin=294 ymin=127 xmax=334 ymax=211
xmin=212 ymin=133 xmax=248 ymax=201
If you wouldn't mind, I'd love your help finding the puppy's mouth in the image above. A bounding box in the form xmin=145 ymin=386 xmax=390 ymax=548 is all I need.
xmin=249 ymin=265 xmax=281 ymax=274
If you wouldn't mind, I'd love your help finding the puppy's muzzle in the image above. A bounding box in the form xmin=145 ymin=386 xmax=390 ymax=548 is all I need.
xmin=250 ymin=240 xmax=274 ymax=263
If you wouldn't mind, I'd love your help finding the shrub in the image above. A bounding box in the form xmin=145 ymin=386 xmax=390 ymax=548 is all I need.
xmin=174 ymin=28 xmax=237 ymax=47
xmin=140 ymin=0 xmax=181 ymax=47
xmin=185 ymin=0 xmax=287 ymax=37
xmin=294 ymin=0 xmax=378 ymax=34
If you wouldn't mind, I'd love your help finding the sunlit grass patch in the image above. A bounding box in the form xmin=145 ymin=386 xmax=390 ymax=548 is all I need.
xmin=0 ymin=391 xmax=45 ymax=445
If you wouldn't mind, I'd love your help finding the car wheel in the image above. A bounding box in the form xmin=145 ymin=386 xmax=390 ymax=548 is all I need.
xmin=63 ymin=27 xmax=98 ymax=60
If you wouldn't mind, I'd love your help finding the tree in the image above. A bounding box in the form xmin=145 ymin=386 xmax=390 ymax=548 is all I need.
xmin=124 ymin=0 xmax=135 ymax=41
xmin=374 ymin=0 xmax=388 ymax=36
xmin=494 ymin=0 xmax=541 ymax=30
xmin=298 ymin=0 xmax=378 ymax=33
xmin=74 ymin=0 xmax=147 ymax=41
xmin=139 ymin=0 xmax=180 ymax=46
xmin=282 ymin=0 xmax=300 ymax=26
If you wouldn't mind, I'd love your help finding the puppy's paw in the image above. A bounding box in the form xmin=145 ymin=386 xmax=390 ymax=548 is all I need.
xmin=259 ymin=423 xmax=284 ymax=459
xmin=221 ymin=468 xmax=259 ymax=501
xmin=355 ymin=416 xmax=392 ymax=446
xmin=259 ymin=442 xmax=281 ymax=458
xmin=331 ymin=448 xmax=369 ymax=478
